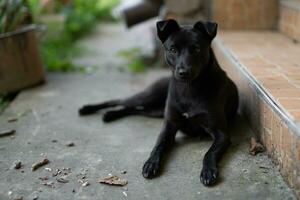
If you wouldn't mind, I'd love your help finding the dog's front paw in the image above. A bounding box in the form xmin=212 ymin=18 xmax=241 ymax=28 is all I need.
xmin=79 ymin=105 xmax=97 ymax=116
xmin=142 ymin=157 xmax=161 ymax=179
xmin=102 ymin=111 xmax=119 ymax=123
xmin=200 ymin=167 xmax=218 ymax=186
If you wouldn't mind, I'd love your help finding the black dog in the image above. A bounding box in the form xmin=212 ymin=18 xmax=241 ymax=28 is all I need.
xmin=79 ymin=19 xmax=239 ymax=186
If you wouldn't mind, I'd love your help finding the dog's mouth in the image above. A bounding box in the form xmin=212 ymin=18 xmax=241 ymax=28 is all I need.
xmin=175 ymin=73 xmax=199 ymax=82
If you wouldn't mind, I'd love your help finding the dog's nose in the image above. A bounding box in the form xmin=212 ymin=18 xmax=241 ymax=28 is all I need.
xmin=178 ymin=68 xmax=189 ymax=77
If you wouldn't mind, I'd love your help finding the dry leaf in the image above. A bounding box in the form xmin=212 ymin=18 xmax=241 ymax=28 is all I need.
xmin=249 ymin=137 xmax=265 ymax=156
xmin=99 ymin=175 xmax=127 ymax=186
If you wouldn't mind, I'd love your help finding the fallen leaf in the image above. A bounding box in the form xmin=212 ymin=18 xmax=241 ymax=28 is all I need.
xmin=99 ymin=175 xmax=127 ymax=186
xmin=249 ymin=137 xmax=265 ymax=156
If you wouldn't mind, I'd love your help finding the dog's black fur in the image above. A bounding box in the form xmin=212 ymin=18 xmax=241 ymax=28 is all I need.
xmin=79 ymin=19 xmax=239 ymax=186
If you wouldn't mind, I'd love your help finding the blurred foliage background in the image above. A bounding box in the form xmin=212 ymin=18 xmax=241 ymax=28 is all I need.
xmin=28 ymin=0 xmax=120 ymax=72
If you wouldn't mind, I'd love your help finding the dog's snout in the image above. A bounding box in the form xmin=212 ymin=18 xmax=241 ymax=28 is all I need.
xmin=178 ymin=68 xmax=189 ymax=78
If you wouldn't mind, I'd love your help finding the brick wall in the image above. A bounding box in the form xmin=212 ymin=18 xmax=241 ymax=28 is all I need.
xmin=279 ymin=1 xmax=300 ymax=42
xmin=213 ymin=39 xmax=300 ymax=198
xmin=211 ymin=0 xmax=278 ymax=30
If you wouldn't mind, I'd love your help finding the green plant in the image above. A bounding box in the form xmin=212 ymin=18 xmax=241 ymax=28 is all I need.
xmin=64 ymin=0 xmax=99 ymax=40
xmin=0 ymin=0 xmax=32 ymax=33
xmin=96 ymin=0 xmax=120 ymax=21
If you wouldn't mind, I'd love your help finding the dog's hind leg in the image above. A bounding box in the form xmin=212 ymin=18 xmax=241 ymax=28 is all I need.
xmin=79 ymin=100 xmax=121 ymax=116
xmin=102 ymin=107 xmax=164 ymax=122
xmin=79 ymin=77 xmax=170 ymax=117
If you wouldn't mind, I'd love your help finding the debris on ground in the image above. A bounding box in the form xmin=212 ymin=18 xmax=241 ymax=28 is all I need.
xmin=29 ymin=191 xmax=39 ymax=200
xmin=0 ymin=129 xmax=15 ymax=137
xmin=7 ymin=117 xmax=18 ymax=123
xmin=259 ymin=166 xmax=269 ymax=169
xmin=12 ymin=160 xmax=22 ymax=169
xmin=42 ymin=181 xmax=55 ymax=188
xmin=121 ymin=170 xmax=127 ymax=174
xmin=123 ymin=191 xmax=128 ymax=197
xmin=249 ymin=137 xmax=265 ymax=156
xmin=66 ymin=142 xmax=75 ymax=147
xmin=79 ymin=180 xmax=90 ymax=187
xmin=76 ymin=168 xmax=90 ymax=187
xmin=52 ymin=169 xmax=62 ymax=177
xmin=32 ymin=159 xmax=49 ymax=171
xmin=99 ymin=175 xmax=128 ymax=186
xmin=51 ymin=139 xmax=58 ymax=143
xmin=32 ymin=195 xmax=39 ymax=200
xmin=45 ymin=167 xmax=52 ymax=172
xmin=39 ymin=176 xmax=49 ymax=181
xmin=12 ymin=195 xmax=23 ymax=200
xmin=56 ymin=177 xmax=69 ymax=183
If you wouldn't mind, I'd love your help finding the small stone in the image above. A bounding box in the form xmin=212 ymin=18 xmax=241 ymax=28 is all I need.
xmin=51 ymin=140 xmax=58 ymax=143
xmin=82 ymin=181 xmax=90 ymax=187
xmin=121 ymin=170 xmax=127 ymax=174
xmin=66 ymin=142 xmax=75 ymax=147
xmin=13 ymin=160 xmax=22 ymax=169
xmin=44 ymin=167 xmax=52 ymax=172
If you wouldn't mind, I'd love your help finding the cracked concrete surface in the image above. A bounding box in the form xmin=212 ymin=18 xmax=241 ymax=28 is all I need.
xmin=0 ymin=23 xmax=296 ymax=200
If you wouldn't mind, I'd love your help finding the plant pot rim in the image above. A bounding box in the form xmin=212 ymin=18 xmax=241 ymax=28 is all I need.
xmin=0 ymin=24 xmax=37 ymax=40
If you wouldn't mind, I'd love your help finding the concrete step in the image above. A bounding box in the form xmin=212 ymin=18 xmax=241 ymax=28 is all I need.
xmin=279 ymin=0 xmax=300 ymax=42
xmin=213 ymin=30 xmax=300 ymax=198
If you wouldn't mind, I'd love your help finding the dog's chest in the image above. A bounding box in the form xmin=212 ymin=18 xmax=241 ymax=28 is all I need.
xmin=175 ymin=89 xmax=208 ymax=119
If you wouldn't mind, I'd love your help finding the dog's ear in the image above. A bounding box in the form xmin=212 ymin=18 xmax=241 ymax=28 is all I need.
xmin=193 ymin=21 xmax=218 ymax=41
xmin=156 ymin=19 xmax=180 ymax=43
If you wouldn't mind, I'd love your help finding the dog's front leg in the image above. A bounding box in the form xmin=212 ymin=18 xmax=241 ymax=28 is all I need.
xmin=142 ymin=120 xmax=178 ymax=178
xmin=200 ymin=129 xmax=230 ymax=186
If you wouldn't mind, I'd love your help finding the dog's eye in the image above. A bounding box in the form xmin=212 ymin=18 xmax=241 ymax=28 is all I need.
xmin=169 ymin=47 xmax=177 ymax=53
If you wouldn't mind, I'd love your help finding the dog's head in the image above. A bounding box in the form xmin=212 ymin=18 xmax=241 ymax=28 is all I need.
xmin=157 ymin=19 xmax=218 ymax=81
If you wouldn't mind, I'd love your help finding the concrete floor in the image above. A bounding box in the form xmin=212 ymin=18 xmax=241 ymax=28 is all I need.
xmin=0 ymin=23 xmax=296 ymax=200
